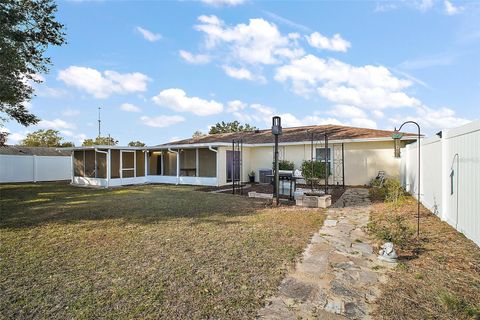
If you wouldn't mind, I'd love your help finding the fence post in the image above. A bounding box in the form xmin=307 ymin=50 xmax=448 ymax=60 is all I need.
xmin=33 ymin=155 xmax=37 ymax=183
xmin=441 ymin=131 xmax=448 ymax=222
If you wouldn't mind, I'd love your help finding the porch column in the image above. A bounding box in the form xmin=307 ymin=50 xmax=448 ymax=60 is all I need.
xmin=161 ymin=152 xmax=164 ymax=175
xmin=176 ymin=149 xmax=180 ymax=184
xmin=144 ymin=151 xmax=148 ymax=176
xmin=70 ymin=151 xmax=74 ymax=184
xmin=196 ymin=148 xmax=199 ymax=177
xmin=107 ymin=149 xmax=111 ymax=188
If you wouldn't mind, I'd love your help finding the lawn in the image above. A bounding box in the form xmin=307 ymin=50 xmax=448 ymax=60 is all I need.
xmin=368 ymin=196 xmax=480 ymax=320
xmin=0 ymin=182 xmax=324 ymax=319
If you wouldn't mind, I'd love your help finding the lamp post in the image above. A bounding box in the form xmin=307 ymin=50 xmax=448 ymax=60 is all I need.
xmin=272 ymin=116 xmax=282 ymax=206
xmin=392 ymin=121 xmax=421 ymax=237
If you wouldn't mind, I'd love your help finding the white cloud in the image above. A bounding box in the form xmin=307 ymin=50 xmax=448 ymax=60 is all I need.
xmin=222 ymin=65 xmax=266 ymax=82
xmin=61 ymin=109 xmax=81 ymax=117
xmin=389 ymin=105 xmax=470 ymax=130
xmin=306 ymin=32 xmax=351 ymax=52
xmin=58 ymin=66 xmax=150 ymax=99
xmin=328 ymin=105 xmax=366 ymax=118
xmin=415 ymin=0 xmax=434 ymax=11
xmin=350 ymin=118 xmax=378 ymax=129
xmin=140 ymin=115 xmax=185 ymax=128
xmin=275 ymin=54 xmax=419 ymax=109
xmin=201 ymin=0 xmax=246 ymax=7
xmin=120 ymin=103 xmax=141 ymax=112
xmin=152 ymin=88 xmax=224 ymax=116
xmin=136 ymin=26 xmax=162 ymax=42
xmin=6 ymin=132 xmax=27 ymax=145
xmin=37 ymin=119 xmax=76 ymax=130
xmin=372 ymin=110 xmax=384 ymax=119
xmin=226 ymin=100 xmax=247 ymax=112
xmin=179 ymin=50 xmax=211 ymax=64
xmin=444 ymin=0 xmax=462 ymax=15
xmin=194 ymin=15 xmax=303 ymax=65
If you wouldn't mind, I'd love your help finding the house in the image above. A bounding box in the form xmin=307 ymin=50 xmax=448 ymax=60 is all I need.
xmin=66 ymin=124 xmax=417 ymax=188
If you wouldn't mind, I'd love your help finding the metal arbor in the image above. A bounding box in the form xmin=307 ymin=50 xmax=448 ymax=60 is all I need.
xmin=272 ymin=116 xmax=283 ymax=206
xmin=306 ymin=130 xmax=345 ymax=194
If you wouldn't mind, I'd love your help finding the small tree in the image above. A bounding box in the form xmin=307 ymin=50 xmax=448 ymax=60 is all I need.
xmin=128 ymin=140 xmax=146 ymax=147
xmin=192 ymin=130 xmax=206 ymax=138
xmin=209 ymin=121 xmax=257 ymax=134
xmin=0 ymin=131 xmax=9 ymax=146
xmin=301 ymin=160 xmax=328 ymax=189
xmin=20 ymin=129 xmax=73 ymax=147
xmin=273 ymin=160 xmax=294 ymax=171
xmin=82 ymin=136 xmax=118 ymax=146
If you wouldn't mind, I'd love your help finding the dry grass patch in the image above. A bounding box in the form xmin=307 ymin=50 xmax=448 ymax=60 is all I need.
xmin=0 ymin=182 xmax=324 ymax=319
xmin=369 ymin=196 xmax=480 ymax=320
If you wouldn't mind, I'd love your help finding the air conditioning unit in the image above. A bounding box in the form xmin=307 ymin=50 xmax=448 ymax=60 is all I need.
xmin=259 ymin=169 xmax=273 ymax=184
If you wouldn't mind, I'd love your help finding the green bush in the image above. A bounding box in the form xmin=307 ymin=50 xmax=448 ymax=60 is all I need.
xmin=367 ymin=214 xmax=415 ymax=248
xmin=369 ymin=177 xmax=405 ymax=207
xmin=278 ymin=160 xmax=294 ymax=170
xmin=301 ymin=160 xmax=328 ymax=181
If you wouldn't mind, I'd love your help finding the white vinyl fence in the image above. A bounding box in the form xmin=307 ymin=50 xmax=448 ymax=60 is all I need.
xmin=401 ymin=120 xmax=480 ymax=246
xmin=0 ymin=155 xmax=72 ymax=183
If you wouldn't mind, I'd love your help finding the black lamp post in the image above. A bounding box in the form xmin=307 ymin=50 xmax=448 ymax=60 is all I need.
xmin=272 ymin=116 xmax=282 ymax=206
xmin=392 ymin=121 xmax=421 ymax=237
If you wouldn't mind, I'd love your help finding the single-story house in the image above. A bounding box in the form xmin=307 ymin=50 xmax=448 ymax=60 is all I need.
xmin=66 ymin=124 xmax=417 ymax=188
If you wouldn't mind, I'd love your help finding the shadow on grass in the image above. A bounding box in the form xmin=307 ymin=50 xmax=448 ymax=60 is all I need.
xmin=0 ymin=182 xmax=266 ymax=229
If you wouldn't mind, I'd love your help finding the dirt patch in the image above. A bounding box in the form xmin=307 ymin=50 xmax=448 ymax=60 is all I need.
xmin=369 ymin=197 xmax=480 ymax=320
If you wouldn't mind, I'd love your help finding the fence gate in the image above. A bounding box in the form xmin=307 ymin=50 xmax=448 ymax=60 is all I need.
xmin=332 ymin=143 xmax=345 ymax=187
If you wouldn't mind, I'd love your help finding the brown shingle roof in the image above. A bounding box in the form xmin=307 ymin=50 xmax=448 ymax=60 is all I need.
xmin=159 ymin=124 xmax=417 ymax=146
xmin=0 ymin=146 xmax=70 ymax=156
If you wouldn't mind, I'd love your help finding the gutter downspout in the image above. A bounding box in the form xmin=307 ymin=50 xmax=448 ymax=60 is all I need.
xmin=209 ymin=146 xmax=219 ymax=186
xmin=95 ymin=148 xmax=109 ymax=188
xmin=168 ymin=148 xmax=179 ymax=185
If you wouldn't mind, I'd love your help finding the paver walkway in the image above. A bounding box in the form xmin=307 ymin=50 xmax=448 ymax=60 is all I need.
xmin=257 ymin=188 xmax=395 ymax=319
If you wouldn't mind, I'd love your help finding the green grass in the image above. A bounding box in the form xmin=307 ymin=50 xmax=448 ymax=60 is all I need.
xmin=0 ymin=182 xmax=324 ymax=319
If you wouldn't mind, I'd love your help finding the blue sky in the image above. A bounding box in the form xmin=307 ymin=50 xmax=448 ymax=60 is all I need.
xmin=4 ymin=0 xmax=480 ymax=145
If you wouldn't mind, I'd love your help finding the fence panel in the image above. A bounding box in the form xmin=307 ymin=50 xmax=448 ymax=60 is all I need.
xmin=400 ymin=120 xmax=480 ymax=246
xmin=0 ymin=155 xmax=71 ymax=183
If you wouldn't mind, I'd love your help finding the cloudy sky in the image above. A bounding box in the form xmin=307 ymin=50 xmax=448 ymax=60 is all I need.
xmin=5 ymin=0 xmax=480 ymax=145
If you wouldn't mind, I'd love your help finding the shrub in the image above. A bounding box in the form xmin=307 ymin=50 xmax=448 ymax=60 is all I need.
xmin=367 ymin=213 xmax=415 ymax=248
xmin=301 ymin=160 xmax=327 ymax=180
xmin=369 ymin=177 xmax=405 ymax=207
xmin=278 ymin=160 xmax=294 ymax=170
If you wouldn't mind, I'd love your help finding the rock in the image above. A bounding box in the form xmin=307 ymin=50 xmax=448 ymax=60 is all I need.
xmin=324 ymin=219 xmax=338 ymax=227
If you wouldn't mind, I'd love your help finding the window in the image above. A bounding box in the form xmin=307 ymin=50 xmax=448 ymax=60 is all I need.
xmin=316 ymin=148 xmax=332 ymax=175
xmin=315 ymin=148 xmax=331 ymax=163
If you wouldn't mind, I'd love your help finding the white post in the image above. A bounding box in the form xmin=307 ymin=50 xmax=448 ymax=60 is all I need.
xmin=196 ymin=148 xmax=199 ymax=177
xmin=134 ymin=150 xmax=137 ymax=178
xmin=161 ymin=152 xmax=164 ymax=175
xmin=145 ymin=150 xmax=148 ymax=177
xmin=441 ymin=130 xmax=449 ymax=222
xmin=71 ymin=151 xmax=74 ymax=184
xmin=209 ymin=146 xmax=218 ymax=186
xmin=107 ymin=149 xmax=111 ymax=188
xmin=176 ymin=150 xmax=180 ymax=184
xmin=94 ymin=150 xmax=97 ymax=178
xmin=33 ymin=155 xmax=37 ymax=182
xmin=83 ymin=150 xmax=86 ymax=178
xmin=120 ymin=150 xmax=123 ymax=179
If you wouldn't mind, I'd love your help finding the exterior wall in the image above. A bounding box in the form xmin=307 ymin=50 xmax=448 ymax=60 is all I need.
xmin=344 ymin=141 xmax=400 ymax=185
xmin=245 ymin=141 xmax=401 ymax=186
xmin=217 ymin=147 xmax=227 ymax=185
xmin=0 ymin=155 xmax=71 ymax=183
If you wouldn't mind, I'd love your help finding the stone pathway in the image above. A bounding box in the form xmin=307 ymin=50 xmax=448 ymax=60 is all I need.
xmin=257 ymin=188 xmax=395 ymax=319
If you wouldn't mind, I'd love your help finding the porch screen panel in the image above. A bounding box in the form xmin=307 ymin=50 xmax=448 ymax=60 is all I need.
xmin=180 ymin=149 xmax=196 ymax=176
xmin=121 ymin=151 xmax=135 ymax=178
xmin=149 ymin=152 xmax=159 ymax=175
xmin=163 ymin=151 xmax=177 ymax=176
xmin=136 ymin=151 xmax=145 ymax=177
xmin=85 ymin=150 xmax=96 ymax=178
xmin=198 ymin=148 xmax=216 ymax=177
xmin=96 ymin=151 xmax=107 ymax=178
xmin=111 ymin=150 xmax=120 ymax=178
xmin=73 ymin=151 xmax=85 ymax=177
